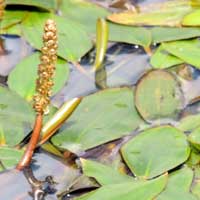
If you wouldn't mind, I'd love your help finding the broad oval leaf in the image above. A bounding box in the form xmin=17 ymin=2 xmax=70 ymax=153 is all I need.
xmin=121 ymin=126 xmax=190 ymax=179
xmin=52 ymin=88 xmax=144 ymax=154
xmin=0 ymin=86 xmax=34 ymax=146
xmin=135 ymin=70 xmax=183 ymax=122
xmin=8 ymin=52 xmax=69 ymax=101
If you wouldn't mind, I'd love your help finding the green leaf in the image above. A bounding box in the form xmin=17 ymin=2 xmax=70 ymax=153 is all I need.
xmin=109 ymin=23 xmax=152 ymax=47
xmin=21 ymin=12 xmax=93 ymax=61
xmin=162 ymin=39 xmax=200 ymax=69
xmin=107 ymin=0 xmax=198 ymax=26
xmin=135 ymin=70 xmax=183 ymax=122
xmin=0 ymin=11 xmax=27 ymax=31
xmin=0 ymin=86 xmax=34 ymax=146
xmin=0 ymin=147 xmax=24 ymax=171
xmin=52 ymin=88 xmax=144 ymax=154
xmin=8 ymin=52 xmax=69 ymax=101
xmin=5 ymin=0 xmax=57 ymax=11
xmin=94 ymin=19 xmax=109 ymax=71
xmin=192 ymin=179 xmax=200 ymax=199
xmin=81 ymin=158 xmax=133 ymax=185
xmin=177 ymin=114 xmax=200 ymax=132
xmin=182 ymin=9 xmax=200 ymax=26
xmin=150 ymin=45 xmax=183 ymax=69
xmin=157 ymin=167 xmax=197 ymax=200
xmin=188 ymin=126 xmax=200 ymax=150
xmin=75 ymin=174 xmax=168 ymax=200
xmin=59 ymin=0 xmax=152 ymax=47
xmin=121 ymin=126 xmax=190 ymax=179
xmin=151 ymin=27 xmax=200 ymax=44
xmin=59 ymin=0 xmax=109 ymax=35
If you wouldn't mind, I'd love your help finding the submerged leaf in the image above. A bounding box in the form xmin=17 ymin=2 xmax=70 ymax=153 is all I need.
xmin=8 ymin=52 xmax=69 ymax=101
xmin=52 ymin=88 xmax=144 ymax=154
xmin=121 ymin=126 xmax=190 ymax=179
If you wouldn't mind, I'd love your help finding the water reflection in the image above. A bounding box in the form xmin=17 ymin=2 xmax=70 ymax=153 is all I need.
xmin=0 ymin=35 xmax=33 ymax=76
xmin=52 ymin=43 xmax=150 ymax=106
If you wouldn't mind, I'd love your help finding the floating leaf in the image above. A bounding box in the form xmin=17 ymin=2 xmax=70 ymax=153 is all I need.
xmin=121 ymin=126 xmax=190 ymax=179
xmin=0 ymin=86 xmax=34 ymax=146
xmin=109 ymin=23 xmax=152 ymax=48
xmin=157 ymin=167 xmax=197 ymax=200
xmin=21 ymin=12 xmax=93 ymax=61
xmin=8 ymin=52 xmax=69 ymax=101
xmin=59 ymin=0 xmax=151 ymax=47
xmin=75 ymin=174 xmax=167 ymax=200
xmin=162 ymin=39 xmax=200 ymax=69
xmin=52 ymin=88 xmax=144 ymax=154
xmin=135 ymin=70 xmax=183 ymax=122
xmin=108 ymin=1 xmax=198 ymax=26
xmin=0 ymin=147 xmax=23 ymax=171
xmin=182 ymin=9 xmax=200 ymax=26
xmin=81 ymin=159 xmax=133 ymax=185
xmin=59 ymin=0 xmax=109 ymax=35
xmin=150 ymin=45 xmax=183 ymax=69
xmin=177 ymin=114 xmax=200 ymax=132
xmin=5 ymin=0 xmax=57 ymax=11
xmin=188 ymin=126 xmax=200 ymax=150
xmin=0 ymin=11 xmax=27 ymax=31
xmin=192 ymin=177 xmax=200 ymax=199
xmin=151 ymin=27 xmax=200 ymax=44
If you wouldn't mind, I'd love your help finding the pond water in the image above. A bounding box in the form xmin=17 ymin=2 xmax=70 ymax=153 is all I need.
xmin=1 ymin=0 xmax=200 ymax=199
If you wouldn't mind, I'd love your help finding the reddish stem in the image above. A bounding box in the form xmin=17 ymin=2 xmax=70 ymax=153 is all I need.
xmin=16 ymin=114 xmax=43 ymax=170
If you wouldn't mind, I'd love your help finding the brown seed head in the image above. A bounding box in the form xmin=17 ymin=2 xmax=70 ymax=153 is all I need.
xmin=33 ymin=19 xmax=57 ymax=114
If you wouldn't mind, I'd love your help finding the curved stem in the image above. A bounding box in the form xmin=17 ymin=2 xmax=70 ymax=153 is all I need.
xmin=16 ymin=114 xmax=43 ymax=171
